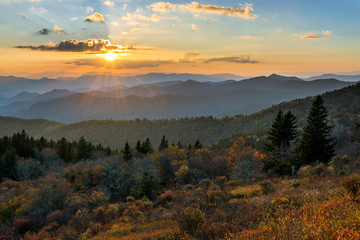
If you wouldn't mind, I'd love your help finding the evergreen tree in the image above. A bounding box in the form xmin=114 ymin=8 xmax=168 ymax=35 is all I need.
xmin=123 ymin=141 xmax=133 ymax=162
xmin=352 ymin=122 xmax=360 ymax=143
xmin=139 ymin=171 xmax=157 ymax=200
xmin=77 ymin=136 xmax=91 ymax=160
xmin=266 ymin=110 xmax=298 ymax=152
xmin=265 ymin=110 xmax=283 ymax=152
xmin=299 ymin=96 xmax=335 ymax=164
xmin=0 ymin=147 xmax=18 ymax=180
xmin=194 ymin=140 xmax=202 ymax=149
xmin=135 ymin=140 xmax=142 ymax=153
xmin=141 ymin=138 xmax=153 ymax=154
xmin=158 ymin=135 xmax=169 ymax=151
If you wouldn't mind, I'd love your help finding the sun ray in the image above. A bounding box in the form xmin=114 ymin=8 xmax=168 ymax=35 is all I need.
xmin=105 ymin=51 xmax=117 ymax=61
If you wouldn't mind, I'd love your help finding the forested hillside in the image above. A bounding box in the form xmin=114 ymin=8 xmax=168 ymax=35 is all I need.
xmin=0 ymin=83 xmax=359 ymax=150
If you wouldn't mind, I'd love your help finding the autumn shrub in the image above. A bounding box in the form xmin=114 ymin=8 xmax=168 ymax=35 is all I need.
xmin=342 ymin=174 xmax=360 ymax=200
xmin=215 ymin=176 xmax=227 ymax=190
xmin=260 ymin=181 xmax=275 ymax=195
xmin=68 ymin=209 xmax=91 ymax=232
xmin=15 ymin=159 xmax=44 ymax=181
xmin=197 ymin=222 xmax=237 ymax=240
xmin=156 ymin=190 xmax=174 ymax=207
xmin=13 ymin=218 xmax=34 ymax=235
xmin=82 ymin=222 xmax=104 ymax=238
xmin=56 ymin=226 xmax=78 ymax=240
xmin=231 ymin=185 xmax=262 ymax=198
xmin=298 ymin=163 xmax=330 ymax=178
xmin=174 ymin=207 xmax=204 ymax=236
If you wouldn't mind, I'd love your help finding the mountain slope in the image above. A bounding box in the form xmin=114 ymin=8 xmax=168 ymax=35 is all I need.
xmin=0 ymin=83 xmax=359 ymax=150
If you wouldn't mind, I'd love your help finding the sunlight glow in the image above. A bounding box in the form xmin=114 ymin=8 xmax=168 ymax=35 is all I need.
xmin=105 ymin=51 xmax=117 ymax=61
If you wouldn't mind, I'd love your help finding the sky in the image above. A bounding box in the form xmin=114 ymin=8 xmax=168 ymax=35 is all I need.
xmin=0 ymin=0 xmax=359 ymax=78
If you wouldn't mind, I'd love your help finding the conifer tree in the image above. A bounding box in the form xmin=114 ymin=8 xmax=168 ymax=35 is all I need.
xmin=266 ymin=110 xmax=298 ymax=152
xmin=139 ymin=171 xmax=157 ymax=200
xmin=299 ymin=96 xmax=335 ymax=164
xmin=135 ymin=140 xmax=142 ymax=152
xmin=77 ymin=136 xmax=91 ymax=160
xmin=140 ymin=138 xmax=153 ymax=154
xmin=282 ymin=111 xmax=298 ymax=147
xmin=158 ymin=135 xmax=169 ymax=151
xmin=265 ymin=110 xmax=283 ymax=152
xmin=123 ymin=141 xmax=133 ymax=162
xmin=194 ymin=140 xmax=202 ymax=149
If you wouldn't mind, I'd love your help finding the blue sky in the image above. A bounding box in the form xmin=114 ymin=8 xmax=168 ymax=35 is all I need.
xmin=0 ymin=0 xmax=359 ymax=77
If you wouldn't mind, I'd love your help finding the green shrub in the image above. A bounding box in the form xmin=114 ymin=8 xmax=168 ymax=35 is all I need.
xmin=291 ymin=181 xmax=300 ymax=188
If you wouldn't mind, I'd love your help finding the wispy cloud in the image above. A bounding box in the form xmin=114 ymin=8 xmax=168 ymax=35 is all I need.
xmin=151 ymin=2 xmax=258 ymax=19
xmin=68 ymin=53 xmax=257 ymax=69
xmin=298 ymin=30 xmax=333 ymax=39
xmin=103 ymin=1 xmax=114 ymax=7
xmin=86 ymin=6 xmax=94 ymax=14
xmin=68 ymin=58 xmax=174 ymax=69
xmin=20 ymin=13 xmax=29 ymax=20
xmin=203 ymin=56 xmax=257 ymax=64
xmin=84 ymin=12 xmax=105 ymax=23
xmin=122 ymin=13 xmax=165 ymax=22
xmin=191 ymin=24 xmax=199 ymax=31
xmin=15 ymin=39 xmax=133 ymax=53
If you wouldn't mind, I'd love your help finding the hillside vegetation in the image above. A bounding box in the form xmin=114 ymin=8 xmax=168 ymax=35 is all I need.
xmin=0 ymin=83 xmax=359 ymax=150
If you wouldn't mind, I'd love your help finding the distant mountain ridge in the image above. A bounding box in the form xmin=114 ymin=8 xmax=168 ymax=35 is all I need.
xmin=0 ymin=83 xmax=358 ymax=150
xmin=0 ymin=75 xmax=354 ymax=123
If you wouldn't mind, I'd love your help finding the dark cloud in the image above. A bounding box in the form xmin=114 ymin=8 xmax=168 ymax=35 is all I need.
xmin=35 ymin=25 xmax=66 ymax=35
xmin=203 ymin=56 xmax=258 ymax=64
xmin=68 ymin=58 xmax=174 ymax=69
xmin=15 ymin=39 xmax=133 ymax=52
xmin=36 ymin=28 xmax=51 ymax=35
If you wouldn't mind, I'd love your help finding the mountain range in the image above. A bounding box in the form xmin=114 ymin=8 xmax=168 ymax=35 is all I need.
xmin=0 ymin=73 xmax=357 ymax=123
xmin=0 ymin=82 xmax=359 ymax=150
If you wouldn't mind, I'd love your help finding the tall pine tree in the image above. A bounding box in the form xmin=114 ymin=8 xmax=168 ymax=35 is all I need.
xmin=299 ymin=95 xmax=335 ymax=164
xmin=158 ymin=135 xmax=169 ymax=151
xmin=265 ymin=110 xmax=298 ymax=152
xmin=123 ymin=141 xmax=133 ymax=162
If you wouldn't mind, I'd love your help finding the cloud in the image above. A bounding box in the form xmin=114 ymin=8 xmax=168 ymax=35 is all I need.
xmin=122 ymin=13 xmax=164 ymax=22
xmin=123 ymin=4 xmax=128 ymax=10
xmin=84 ymin=12 xmax=105 ymax=23
xmin=203 ymin=56 xmax=257 ymax=64
xmin=36 ymin=28 xmax=51 ymax=35
xmin=103 ymin=1 xmax=114 ymax=7
xmin=68 ymin=58 xmax=174 ymax=69
xmin=29 ymin=7 xmax=47 ymax=13
xmin=15 ymin=39 xmax=134 ymax=53
xmin=86 ymin=6 xmax=94 ymax=14
xmin=241 ymin=35 xmax=257 ymax=39
xmin=151 ymin=2 xmax=258 ymax=19
xmin=70 ymin=17 xmax=79 ymax=21
xmin=180 ymin=52 xmax=201 ymax=63
xmin=35 ymin=25 xmax=66 ymax=35
xmin=111 ymin=21 xmax=119 ymax=26
xmin=20 ymin=13 xmax=29 ymax=20
xmin=299 ymin=30 xmax=333 ymax=39
xmin=67 ymin=53 xmax=258 ymax=69
xmin=191 ymin=24 xmax=199 ymax=31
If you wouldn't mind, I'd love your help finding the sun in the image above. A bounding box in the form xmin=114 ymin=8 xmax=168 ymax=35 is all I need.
xmin=104 ymin=51 xmax=117 ymax=61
